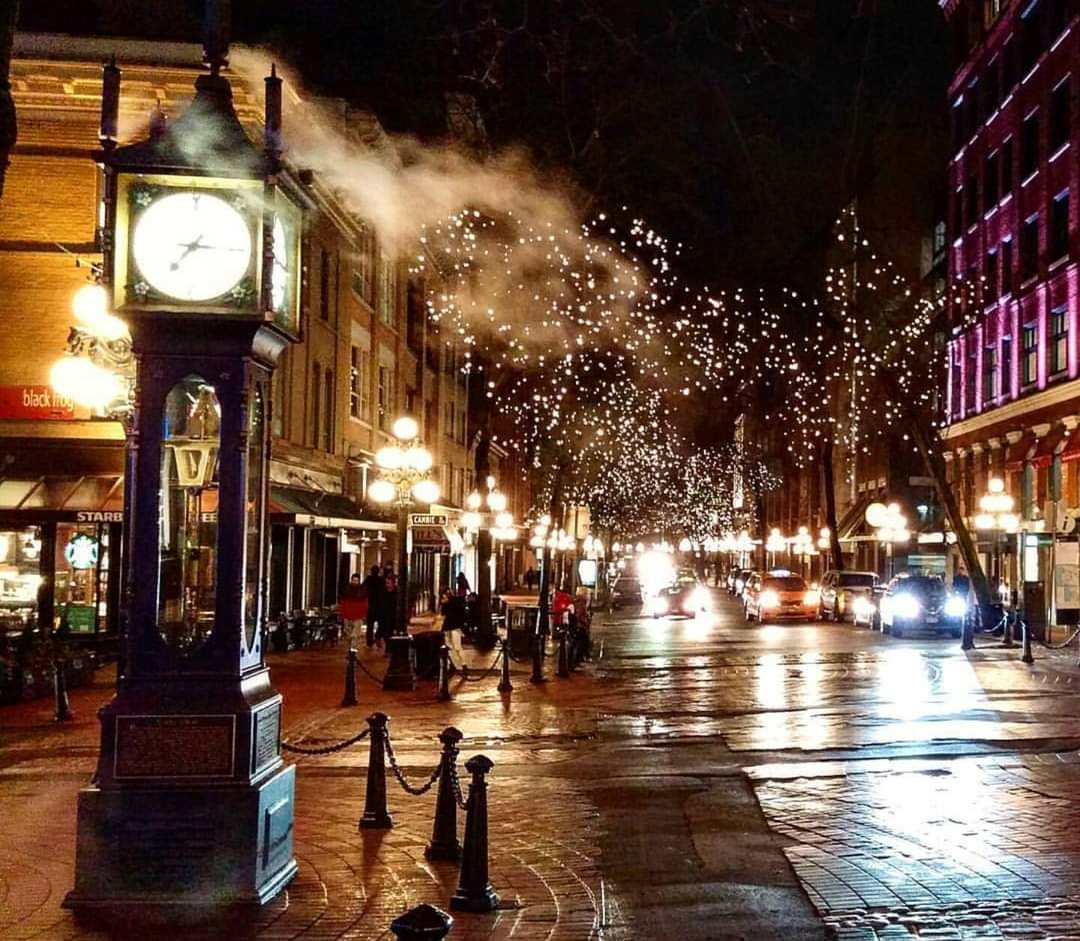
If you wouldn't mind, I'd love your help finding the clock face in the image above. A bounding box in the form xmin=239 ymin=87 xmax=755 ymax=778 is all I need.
xmin=132 ymin=191 xmax=253 ymax=301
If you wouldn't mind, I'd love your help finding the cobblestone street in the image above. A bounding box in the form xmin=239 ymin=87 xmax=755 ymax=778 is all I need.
xmin=7 ymin=595 xmax=1080 ymax=938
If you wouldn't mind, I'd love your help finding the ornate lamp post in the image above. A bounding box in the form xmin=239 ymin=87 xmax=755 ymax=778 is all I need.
xmin=866 ymin=502 xmax=910 ymax=579
xmin=464 ymin=476 xmax=514 ymax=648
xmin=367 ymin=416 xmax=439 ymax=690
xmin=975 ymin=476 xmax=1018 ymax=642
xmin=765 ymin=528 xmax=787 ymax=570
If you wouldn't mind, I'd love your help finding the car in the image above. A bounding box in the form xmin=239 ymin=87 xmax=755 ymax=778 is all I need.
xmin=744 ymin=572 xmax=819 ymax=622
xmin=652 ymin=577 xmax=712 ymax=618
xmin=852 ymin=585 xmax=885 ymax=630
xmin=878 ymin=574 xmax=965 ymax=638
xmin=611 ymin=575 xmax=643 ymax=609
xmin=818 ymin=570 xmax=878 ymax=622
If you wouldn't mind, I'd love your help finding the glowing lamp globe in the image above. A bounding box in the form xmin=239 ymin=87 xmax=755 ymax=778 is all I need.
xmin=463 ymin=511 xmax=482 ymax=530
xmin=73 ymin=283 xmax=108 ymax=322
xmin=495 ymin=511 xmax=513 ymax=529
xmin=1000 ymin=513 xmax=1019 ymax=531
xmin=678 ymin=537 xmax=692 ymax=552
xmin=405 ymin=447 xmax=433 ymax=472
xmin=864 ymin=502 xmax=888 ymax=529
xmin=367 ymin=479 xmax=396 ymax=504
xmin=411 ymin=479 xmax=440 ymax=504
xmin=376 ymin=446 xmax=404 ymax=470
xmin=50 ymin=357 xmax=122 ymax=411
xmin=487 ymin=490 xmax=507 ymax=513
xmin=466 ymin=491 xmax=483 ymax=511
xmin=988 ymin=477 xmax=1005 ymax=494
xmin=391 ymin=415 xmax=419 ymax=441
xmin=529 ymin=536 xmax=544 ymax=548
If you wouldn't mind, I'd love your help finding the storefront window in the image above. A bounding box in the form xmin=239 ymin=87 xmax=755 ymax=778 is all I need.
xmin=0 ymin=527 xmax=43 ymax=635
xmin=158 ymin=376 xmax=221 ymax=652
xmin=56 ymin=524 xmax=110 ymax=634
xmin=244 ymin=385 xmax=265 ymax=651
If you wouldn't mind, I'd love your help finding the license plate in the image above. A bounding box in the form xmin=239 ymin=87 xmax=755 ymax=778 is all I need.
xmin=926 ymin=615 xmax=938 ymax=624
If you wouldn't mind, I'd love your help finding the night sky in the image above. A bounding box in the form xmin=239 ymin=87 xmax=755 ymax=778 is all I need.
xmin=19 ymin=0 xmax=951 ymax=290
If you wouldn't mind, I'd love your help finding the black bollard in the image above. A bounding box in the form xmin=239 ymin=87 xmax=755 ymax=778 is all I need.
xmin=389 ymin=903 xmax=453 ymax=941
xmin=342 ymin=648 xmax=359 ymax=707
xmin=530 ymin=619 xmax=546 ymax=685
xmin=1002 ymin=610 xmax=1014 ymax=647
xmin=53 ymin=658 xmax=73 ymax=723
xmin=426 ymin=726 xmax=464 ymax=861
xmin=497 ymin=639 xmax=513 ymax=693
xmin=557 ymin=628 xmax=570 ymax=678
xmin=437 ymin=645 xmax=451 ymax=702
xmin=450 ymin=754 xmax=499 ymax=913
xmin=1022 ymin=617 xmax=1034 ymax=665
xmin=359 ymin=712 xmax=393 ymax=830
xmin=961 ymin=609 xmax=975 ymax=651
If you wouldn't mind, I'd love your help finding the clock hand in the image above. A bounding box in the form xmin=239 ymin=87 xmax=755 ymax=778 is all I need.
xmin=169 ymin=236 xmax=205 ymax=271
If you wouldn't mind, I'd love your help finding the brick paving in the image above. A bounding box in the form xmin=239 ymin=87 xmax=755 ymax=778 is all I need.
xmin=8 ymin=602 xmax=1080 ymax=938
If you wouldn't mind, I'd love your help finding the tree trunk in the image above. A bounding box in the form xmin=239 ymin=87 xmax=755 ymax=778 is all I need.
xmin=537 ymin=461 xmax=567 ymax=636
xmin=821 ymin=438 xmax=845 ymax=571
xmin=473 ymin=423 xmax=495 ymax=649
xmin=755 ymin=490 xmax=767 ymax=572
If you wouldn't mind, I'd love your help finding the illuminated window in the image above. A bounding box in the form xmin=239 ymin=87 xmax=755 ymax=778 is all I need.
xmin=1051 ymin=189 xmax=1070 ymax=260
xmin=1022 ymin=322 xmax=1038 ymax=385
xmin=984 ymin=344 xmax=998 ymax=402
xmin=1051 ymin=77 xmax=1071 ymax=152
xmin=1049 ymin=304 xmax=1068 ymax=375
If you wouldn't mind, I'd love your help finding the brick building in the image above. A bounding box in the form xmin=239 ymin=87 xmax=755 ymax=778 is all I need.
xmin=941 ymin=0 xmax=1080 ymax=621
xmin=0 ymin=32 xmax=489 ymax=646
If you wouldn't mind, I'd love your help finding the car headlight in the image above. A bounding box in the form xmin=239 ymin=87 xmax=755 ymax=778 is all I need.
xmin=853 ymin=596 xmax=875 ymax=617
xmin=760 ymin=590 xmax=780 ymax=609
xmin=944 ymin=596 xmax=967 ymax=618
xmin=653 ymin=597 xmax=669 ymax=614
xmin=894 ymin=593 xmax=920 ymax=619
xmin=735 ymin=579 xmax=745 ymax=591
xmin=690 ymin=587 xmax=712 ymax=611
xmin=804 ymin=590 xmax=820 ymax=606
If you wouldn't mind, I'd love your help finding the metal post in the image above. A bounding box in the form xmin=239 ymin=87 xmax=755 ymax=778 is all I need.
xmin=1022 ymin=615 xmax=1034 ymax=664
xmin=450 ymin=754 xmax=499 ymax=913
xmin=557 ymin=625 xmax=569 ymax=677
xmin=530 ymin=605 xmax=545 ymax=684
xmin=426 ymin=726 xmax=464 ymax=861
xmin=1003 ymin=530 xmax=1015 ymax=647
xmin=53 ymin=657 xmax=73 ymax=722
xmin=384 ymin=503 xmax=417 ymax=690
xmin=437 ymin=644 xmax=451 ymax=702
xmin=341 ymin=648 xmax=358 ymax=707
xmin=390 ymin=904 xmax=453 ymax=941
xmin=497 ymin=638 xmax=513 ymax=693
xmin=359 ymin=712 xmax=393 ymax=830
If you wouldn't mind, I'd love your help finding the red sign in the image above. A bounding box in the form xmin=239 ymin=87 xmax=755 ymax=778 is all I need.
xmin=0 ymin=386 xmax=76 ymax=419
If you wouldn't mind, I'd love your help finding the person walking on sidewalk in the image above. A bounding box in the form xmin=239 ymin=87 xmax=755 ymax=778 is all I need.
xmin=361 ymin=564 xmax=383 ymax=648
xmin=456 ymin=571 xmax=471 ymax=596
xmin=338 ymin=573 xmax=368 ymax=649
xmin=438 ymin=588 xmax=467 ymax=673
xmin=380 ymin=564 xmax=399 ymax=647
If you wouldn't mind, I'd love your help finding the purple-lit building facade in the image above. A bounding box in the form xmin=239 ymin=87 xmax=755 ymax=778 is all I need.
xmin=941 ymin=0 xmax=1080 ymax=615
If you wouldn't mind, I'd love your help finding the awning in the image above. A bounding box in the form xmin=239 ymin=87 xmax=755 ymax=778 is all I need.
xmin=411 ymin=525 xmax=464 ymax=553
xmin=1005 ymin=434 xmax=1035 ymax=472
xmin=1032 ymin=426 xmax=1071 ymax=468
xmin=269 ymin=485 xmax=396 ymax=532
xmin=837 ymin=495 xmax=873 ymax=543
xmin=0 ymin=474 xmax=124 ymax=521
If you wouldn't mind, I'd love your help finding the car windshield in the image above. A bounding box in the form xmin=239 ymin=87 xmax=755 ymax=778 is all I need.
xmin=616 ymin=578 xmax=640 ymax=589
xmin=896 ymin=576 xmax=944 ymax=596
xmin=763 ymin=576 xmax=807 ymax=591
xmin=838 ymin=573 xmax=876 ymax=587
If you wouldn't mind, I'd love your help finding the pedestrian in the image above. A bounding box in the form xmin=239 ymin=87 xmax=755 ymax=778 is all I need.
xmin=456 ymin=571 xmax=471 ymax=596
xmin=381 ymin=563 xmax=399 ymax=646
xmin=573 ymin=585 xmax=592 ymax=661
xmin=338 ymin=573 xmax=368 ymax=649
xmin=525 ymin=567 xmax=536 ymax=591
xmin=361 ymin=564 xmax=383 ymax=647
xmin=439 ymin=588 xmax=467 ymax=672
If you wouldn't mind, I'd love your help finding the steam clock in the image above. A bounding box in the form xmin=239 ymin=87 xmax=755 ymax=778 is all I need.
xmin=65 ymin=41 xmax=303 ymax=908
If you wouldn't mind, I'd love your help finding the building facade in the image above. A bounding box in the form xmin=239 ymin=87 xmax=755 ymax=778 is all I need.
xmin=941 ymin=0 xmax=1080 ymax=622
xmin=0 ymin=33 xmax=487 ymax=648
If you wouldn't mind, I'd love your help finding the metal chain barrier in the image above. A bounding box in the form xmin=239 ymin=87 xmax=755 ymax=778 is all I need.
xmin=281 ymin=726 xmax=370 ymax=756
xmin=447 ymin=751 xmax=470 ymax=811
xmin=1036 ymin=624 xmax=1080 ymax=649
xmin=384 ymin=728 xmax=443 ymax=796
xmin=355 ymin=655 xmax=388 ymax=686
xmin=456 ymin=646 xmax=504 ymax=682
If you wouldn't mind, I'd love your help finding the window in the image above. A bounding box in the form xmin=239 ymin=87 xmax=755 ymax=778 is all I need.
xmin=985 ymin=247 xmax=999 ymax=296
xmin=933 ymin=220 xmax=947 ymax=258
xmin=350 ymin=346 xmax=371 ymax=421
xmin=310 ymin=362 xmax=321 ymax=448
xmin=984 ymin=0 xmax=1006 ymax=28
xmin=272 ymin=351 xmax=287 ymax=437
xmin=1022 ymin=1 xmax=1044 ymax=75
xmin=1002 ymin=335 xmax=1013 ymax=397
xmin=444 ymin=399 xmax=455 ymax=439
xmin=405 ymin=386 xmax=417 ymax=414
xmin=1002 ymin=237 xmax=1014 ymax=293
xmin=458 ymin=408 xmax=466 ymax=445
xmin=985 ymin=151 xmax=1000 ymax=207
xmin=1052 ymin=77 xmax=1072 ymax=153
xmin=319 ymin=248 xmax=332 ymax=322
xmin=323 ymin=369 xmax=334 ymax=452
xmin=377 ymin=365 xmax=393 ymax=430
xmin=1049 ymin=303 xmax=1069 ymax=375
xmin=1052 ymin=189 xmax=1071 ymax=260
xmin=1021 ymin=214 xmax=1040 ymax=281
xmin=378 ymin=255 xmax=397 ymax=326
xmin=966 ymin=343 xmax=978 ymax=411
xmin=951 ymin=100 xmax=964 ymax=152
xmin=1002 ymin=36 xmax=1017 ymax=95
xmin=1022 ymin=322 xmax=1039 ymax=385
xmin=966 ymin=79 xmax=980 ymax=138
xmin=952 ymin=187 xmax=964 ymax=238
xmin=1001 ymin=138 xmax=1014 ymax=197
xmin=352 ymin=228 xmax=375 ymax=305
xmin=1021 ymin=110 xmax=1040 ymax=179
xmin=987 ymin=56 xmax=1002 ymax=115
xmin=1051 ymin=0 xmax=1073 ymax=38
xmin=984 ymin=344 xmax=998 ymax=402
xmin=966 ymin=173 xmax=979 ymax=226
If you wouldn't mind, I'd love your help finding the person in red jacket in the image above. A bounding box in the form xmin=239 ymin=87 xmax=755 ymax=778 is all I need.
xmin=338 ymin=573 xmax=369 ymax=650
xmin=552 ymin=587 xmax=574 ymax=626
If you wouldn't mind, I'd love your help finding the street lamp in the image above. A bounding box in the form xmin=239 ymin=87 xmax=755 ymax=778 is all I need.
xmin=790 ymin=526 xmax=817 ymax=578
xmin=765 ymin=528 xmax=787 ymax=569
xmin=975 ymin=477 xmax=1017 ymax=625
xmin=367 ymin=416 xmax=440 ymax=690
xmin=866 ymin=502 xmax=910 ymax=578
xmin=463 ymin=475 xmax=515 ymax=647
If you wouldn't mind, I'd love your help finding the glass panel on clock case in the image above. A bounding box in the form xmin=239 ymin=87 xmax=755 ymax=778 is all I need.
xmin=243 ymin=385 xmax=265 ymax=654
xmin=158 ymin=376 xmax=221 ymax=653
xmin=271 ymin=193 xmax=301 ymax=333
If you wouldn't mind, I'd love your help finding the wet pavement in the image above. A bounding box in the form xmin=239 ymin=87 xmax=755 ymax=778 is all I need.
xmin=4 ymin=592 xmax=1080 ymax=938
